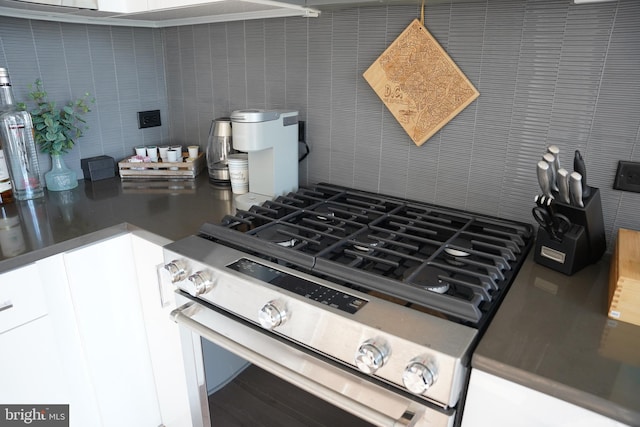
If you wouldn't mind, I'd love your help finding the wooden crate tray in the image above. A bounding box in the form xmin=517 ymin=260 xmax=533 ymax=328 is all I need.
xmin=121 ymin=179 xmax=196 ymax=194
xmin=118 ymin=152 xmax=205 ymax=180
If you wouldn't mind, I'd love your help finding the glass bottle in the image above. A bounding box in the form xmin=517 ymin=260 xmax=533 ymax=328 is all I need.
xmin=0 ymin=67 xmax=44 ymax=200
xmin=0 ymin=203 xmax=25 ymax=258
xmin=0 ymin=69 xmax=14 ymax=204
xmin=0 ymin=148 xmax=14 ymax=204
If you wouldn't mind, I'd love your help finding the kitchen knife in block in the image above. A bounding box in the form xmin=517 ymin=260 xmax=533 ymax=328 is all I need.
xmin=534 ymin=225 xmax=590 ymax=275
xmin=553 ymin=187 xmax=606 ymax=265
xmin=574 ymin=150 xmax=591 ymax=199
xmin=543 ymin=152 xmax=559 ymax=192
xmin=537 ymin=161 xmax=552 ymax=198
xmin=569 ymin=172 xmax=584 ymax=208
xmin=547 ymin=145 xmax=561 ymax=170
xmin=557 ymin=168 xmax=571 ymax=204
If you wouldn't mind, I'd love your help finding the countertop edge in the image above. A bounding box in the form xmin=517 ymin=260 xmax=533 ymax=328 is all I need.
xmin=472 ymin=353 xmax=639 ymax=425
xmin=0 ymin=222 xmax=141 ymax=274
xmin=127 ymin=225 xmax=173 ymax=247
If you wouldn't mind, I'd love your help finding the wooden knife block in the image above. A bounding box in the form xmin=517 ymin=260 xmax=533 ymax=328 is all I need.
xmin=608 ymin=228 xmax=640 ymax=326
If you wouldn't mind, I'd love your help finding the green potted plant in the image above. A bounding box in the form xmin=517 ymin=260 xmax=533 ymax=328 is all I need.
xmin=18 ymin=79 xmax=94 ymax=191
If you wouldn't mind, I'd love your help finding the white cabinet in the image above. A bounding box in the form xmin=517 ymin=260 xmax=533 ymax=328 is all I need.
xmin=0 ymin=264 xmax=69 ymax=404
xmin=17 ymin=0 xmax=98 ymax=8
xmin=130 ymin=232 xmax=193 ymax=427
xmin=97 ymin=0 xmax=221 ymax=14
xmin=62 ymin=234 xmax=163 ymax=427
xmin=36 ymin=254 xmax=102 ymax=426
xmin=462 ymin=369 xmax=629 ymax=427
xmin=147 ymin=0 xmax=212 ymax=10
xmin=0 ymin=0 xmax=319 ymax=27
xmin=0 ymin=231 xmax=192 ymax=427
xmin=0 ymin=317 xmax=69 ymax=402
xmin=0 ymin=263 xmax=47 ymax=334
xmin=58 ymin=231 xmax=193 ymax=427
xmin=98 ymin=0 xmax=315 ymax=14
xmin=97 ymin=0 xmax=147 ymax=13
xmin=0 ymin=258 xmax=103 ymax=426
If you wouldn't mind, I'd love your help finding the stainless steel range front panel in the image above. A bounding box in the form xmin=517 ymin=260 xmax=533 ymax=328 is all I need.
xmin=164 ymin=235 xmax=477 ymax=410
xmin=171 ymin=291 xmax=456 ymax=427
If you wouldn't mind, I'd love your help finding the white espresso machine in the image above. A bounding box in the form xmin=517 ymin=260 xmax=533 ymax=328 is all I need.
xmin=230 ymin=109 xmax=299 ymax=207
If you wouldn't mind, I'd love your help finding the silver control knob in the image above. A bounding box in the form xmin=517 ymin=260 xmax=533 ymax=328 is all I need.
xmin=186 ymin=271 xmax=213 ymax=297
xmin=258 ymin=300 xmax=288 ymax=330
xmin=163 ymin=259 xmax=188 ymax=283
xmin=402 ymin=358 xmax=437 ymax=395
xmin=355 ymin=338 xmax=390 ymax=374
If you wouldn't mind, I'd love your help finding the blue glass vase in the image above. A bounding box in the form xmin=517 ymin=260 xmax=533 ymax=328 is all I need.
xmin=45 ymin=154 xmax=78 ymax=191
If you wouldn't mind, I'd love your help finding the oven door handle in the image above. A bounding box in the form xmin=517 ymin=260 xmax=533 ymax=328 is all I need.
xmin=172 ymin=302 xmax=423 ymax=427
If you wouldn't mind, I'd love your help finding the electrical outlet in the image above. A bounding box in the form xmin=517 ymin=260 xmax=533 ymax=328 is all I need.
xmin=137 ymin=110 xmax=161 ymax=129
xmin=614 ymin=160 xmax=640 ymax=193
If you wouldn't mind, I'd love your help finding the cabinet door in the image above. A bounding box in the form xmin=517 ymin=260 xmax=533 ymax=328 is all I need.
xmin=36 ymin=254 xmax=102 ymax=427
xmin=63 ymin=235 xmax=162 ymax=427
xmin=0 ymin=263 xmax=68 ymax=404
xmin=0 ymin=316 xmax=69 ymax=404
xmin=462 ymin=369 xmax=629 ymax=427
xmin=148 ymin=0 xmax=211 ymax=9
xmin=130 ymin=232 xmax=193 ymax=427
xmin=96 ymin=0 xmax=148 ymax=13
xmin=0 ymin=263 xmax=47 ymax=334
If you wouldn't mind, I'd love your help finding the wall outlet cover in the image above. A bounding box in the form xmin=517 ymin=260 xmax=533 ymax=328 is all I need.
xmin=613 ymin=160 xmax=640 ymax=193
xmin=138 ymin=110 xmax=161 ymax=128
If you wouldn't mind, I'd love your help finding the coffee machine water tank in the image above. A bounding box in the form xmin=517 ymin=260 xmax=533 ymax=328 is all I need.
xmin=206 ymin=117 xmax=235 ymax=184
xmin=230 ymin=109 xmax=298 ymax=199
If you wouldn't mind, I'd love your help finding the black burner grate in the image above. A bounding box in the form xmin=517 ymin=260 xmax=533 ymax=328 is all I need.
xmin=199 ymin=183 xmax=533 ymax=327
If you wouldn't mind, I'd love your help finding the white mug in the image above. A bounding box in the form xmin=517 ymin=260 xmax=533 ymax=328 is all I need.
xmin=158 ymin=145 xmax=170 ymax=161
xmin=146 ymin=146 xmax=158 ymax=161
xmin=134 ymin=146 xmax=147 ymax=157
xmin=166 ymin=149 xmax=179 ymax=162
xmin=170 ymin=145 xmax=182 ymax=159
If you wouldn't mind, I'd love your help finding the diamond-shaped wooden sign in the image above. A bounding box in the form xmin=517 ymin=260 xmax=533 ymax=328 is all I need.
xmin=363 ymin=19 xmax=479 ymax=146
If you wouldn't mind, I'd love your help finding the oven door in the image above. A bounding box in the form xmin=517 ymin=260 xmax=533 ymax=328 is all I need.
xmin=171 ymin=292 xmax=455 ymax=427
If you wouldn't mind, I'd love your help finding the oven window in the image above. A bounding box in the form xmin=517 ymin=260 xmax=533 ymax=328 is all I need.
xmin=208 ymin=363 xmax=374 ymax=426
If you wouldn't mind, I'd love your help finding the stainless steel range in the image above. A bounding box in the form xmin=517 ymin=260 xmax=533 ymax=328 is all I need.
xmin=162 ymin=183 xmax=533 ymax=427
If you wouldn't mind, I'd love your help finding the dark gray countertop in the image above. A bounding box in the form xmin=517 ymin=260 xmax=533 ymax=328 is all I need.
xmin=473 ymin=252 xmax=640 ymax=425
xmin=0 ymin=174 xmax=234 ymax=272
xmin=1 ymin=175 xmax=638 ymax=424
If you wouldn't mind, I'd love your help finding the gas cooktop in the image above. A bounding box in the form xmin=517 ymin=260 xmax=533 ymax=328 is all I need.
xmin=198 ymin=183 xmax=534 ymax=329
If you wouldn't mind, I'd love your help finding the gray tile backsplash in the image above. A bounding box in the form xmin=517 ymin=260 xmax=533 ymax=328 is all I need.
xmin=162 ymin=0 xmax=640 ymax=249
xmin=0 ymin=16 xmax=169 ymax=175
xmin=0 ymin=0 xmax=638 ymax=250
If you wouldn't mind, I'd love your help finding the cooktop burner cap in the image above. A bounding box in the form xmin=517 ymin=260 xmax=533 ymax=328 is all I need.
xmin=444 ymin=237 xmax=472 ymax=257
xmin=312 ymin=205 xmax=336 ymax=221
xmin=404 ymin=265 xmax=451 ymax=294
xmin=255 ymin=225 xmax=299 ymax=247
xmin=352 ymin=236 xmax=379 ymax=252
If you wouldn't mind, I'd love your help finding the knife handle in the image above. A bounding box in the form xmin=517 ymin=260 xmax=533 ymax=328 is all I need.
xmin=570 ymin=171 xmax=584 ymax=208
xmin=557 ymin=168 xmax=571 ymax=204
xmin=574 ymin=150 xmax=591 ymax=199
xmin=547 ymin=145 xmax=561 ymax=170
xmin=543 ymin=152 xmax=559 ymax=192
xmin=537 ymin=160 xmax=552 ymax=198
